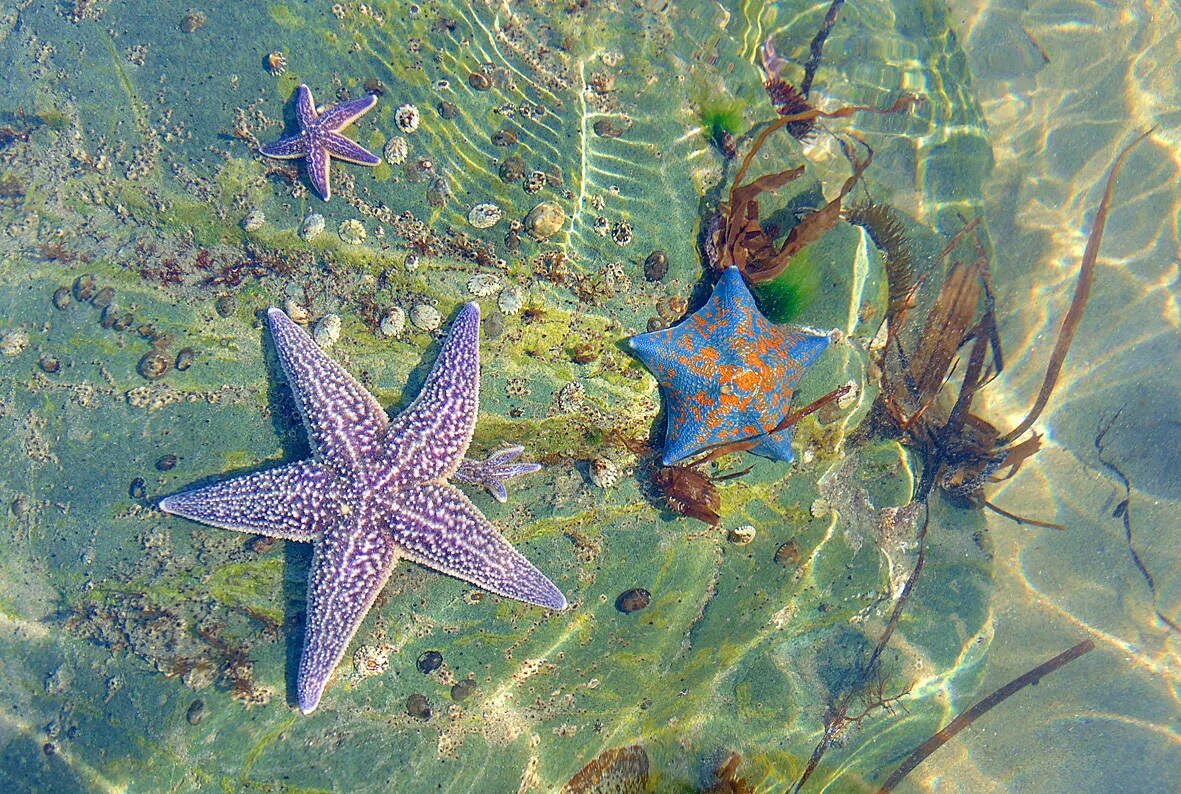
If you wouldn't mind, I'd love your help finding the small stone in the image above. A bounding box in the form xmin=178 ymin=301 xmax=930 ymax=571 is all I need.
xmin=426 ymin=175 xmax=451 ymax=208
xmin=299 ymin=212 xmax=325 ymax=241
xmin=352 ymin=644 xmax=391 ymax=677
xmin=383 ymin=136 xmax=409 ymax=165
xmin=405 ymin=693 xmax=432 ymax=720
xmin=72 ymin=274 xmax=97 ymax=302
xmin=467 ymin=274 xmax=502 ymax=297
xmin=186 ymin=699 xmax=207 ymax=725
xmin=38 ymin=355 xmax=61 ymax=374
xmin=728 ymin=525 xmax=756 ymax=545
xmin=615 ymin=588 xmax=651 ymax=614
xmin=451 ymin=677 xmax=476 ymax=702
xmin=43 ymin=743 xmax=56 ymax=757
xmin=525 ymin=202 xmax=566 ymax=240
xmin=491 ymin=128 xmax=517 ymax=147
xmin=338 ymin=218 xmax=367 ymax=245
xmin=155 ymin=454 xmax=178 ymax=471
xmin=395 ymin=104 xmax=420 ymax=133
xmin=409 ymin=304 xmax=441 ymax=332
xmin=497 ymin=286 xmax=523 ymax=316
xmin=589 ymin=458 xmax=620 ymax=489
xmin=91 ymin=287 xmax=116 ymax=310
xmin=214 ymin=294 xmax=236 ymax=317
xmin=179 ymin=11 xmax=206 ymax=33
xmin=593 ymin=118 xmax=624 ymax=138
xmin=437 ymin=100 xmax=458 ymax=120
xmin=499 ymin=155 xmax=526 ymax=183
xmin=129 ymin=477 xmax=147 ymax=500
xmin=137 ymin=352 xmax=170 ymax=380
xmin=467 ymin=203 xmax=503 ymax=230
xmin=774 ymin=541 xmax=802 ymax=567
xmin=379 ymin=307 xmax=407 ymax=338
xmin=174 ymin=348 xmax=196 ymax=371
xmin=52 ymin=287 xmax=72 ymax=310
xmin=313 ymin=314 xmax=342 ymax=348
xmin=643 ymin=250 xmax=668 ymax=281
xmin=522 ymin=170 xmax=546 ymax=194
xmin=284 ymin=299 xmax=310 ymax=324
xmin=468 ymin=71 xmax=492 ymax=91
xmin=416 ymin=650 xmax=443 ymax=674
xmin=571 ymin=343 xmax=598 ymax=364
xmin=242 ymin=209 xmax=265 ymax=232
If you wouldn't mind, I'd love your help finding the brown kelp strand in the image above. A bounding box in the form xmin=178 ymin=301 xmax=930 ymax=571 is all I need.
xmin=876 ymin=640 xmax=1096 ymax=792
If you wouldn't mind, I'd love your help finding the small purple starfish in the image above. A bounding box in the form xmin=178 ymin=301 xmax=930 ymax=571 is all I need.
xmin=160 ymin=304 xmax=565 ymax=714
xmin=259 ymin=84 xmax=381 ymax=201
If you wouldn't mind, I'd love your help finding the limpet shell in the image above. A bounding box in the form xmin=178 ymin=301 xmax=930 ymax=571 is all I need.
xmin=383 ymin=136 xmax=409 ymax=165
xmin=409 ymin=303 xmax=441 ymax=331
xmin=241 ymin=209 xmax=265 ymax=232
xmin=379 ymin=307 xmax=406 ymax=338
xmin=313 ymin=314 xmax=342 ymax=348
xmin=338 ymin=218 xmax=367 ymax=245
xmin=589 ymin=457 xmax=620 ymax=489
xmin=299 ymin=213 xmax=325 ymax=241
xmin=525 ymin=202 xmax=566 ymax=240
xmin=497 ymin=286 xmax=523 ymax=316
xmin=467 ymin=274 xmax=502 ymax=297
xmin=395 ymin=104 xmax=420 ymax=133
xmin=467 ymin=203 xmax=503 ymax=230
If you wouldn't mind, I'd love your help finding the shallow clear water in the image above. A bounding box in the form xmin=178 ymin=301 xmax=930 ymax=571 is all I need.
xmin=0 ymin=1 xmax=1176 ymax=792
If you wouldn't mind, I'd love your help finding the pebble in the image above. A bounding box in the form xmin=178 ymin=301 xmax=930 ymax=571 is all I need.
xmin=137 ymin=352 xmax=170 ymax=380
xmin=643 ymin=250 xmax=669 ymax=281
xmin=774 ymin=541 xmax=802 ymax=567
xmin=499 ymin=155 xmax=526 ymax=183
xmin=313 ymin=314 xmax=342 ymax=348
xmin=379 ymin=307 xmax=407 ymax=338
xmin=468 ymin=71 xmax=492 ymax=91
xmin=615 ymin=588 xmax=651 ymax=614
xmin=451 ymin=678 xmax=476 ymax=702
xmin=525 ymin=202 xmax=566 ymax=239
xmin=241 ymin=209 xmax=265 ymax=232
xmin=467 ymin=203 xmax=503 ymax=229
xmin=91 ymin=287 xmax=115 ymax=309
xmin=416 ymin=650 xmax=443 ymax=674
xmin=437 ymin=100 xmax=458 ymax=120
xmin=491 ymin=128 xmax=517 ymax=147
xmin=405 ymin=693 xmax=432 ymax=720
xmin=409 ymin=304 xmax=441 ymax=332
xmin=72 ymin=274 xmax=97 ymax=302
xmin=395 ymin=104 xmax=420 ymax=133
xmin=284 ymin=299 xmax=310 ymax=324
xmin=2 ymin=330 xmax=29 ymax=358
xmin=467 ymin=274 xmax=502 ymax=297
xmin=214 ymin=294 xmax=236 ymax=317
xmin=129 ymin=477 xmax=147 ymax=500
xmin=497 ymin=286 xmax=523 ymax=316
xmin=426 ymin=175 xmax=451 ymax=208
xmin=186 ymin=699 xmax=206 ymax=725
xmin=728 ymin=525 xmax=756 ymax=545
xmin=155 ymin=454 xmax=178 ymax=471
xmin=52 ymin=287 xmax=71 ymax=310
xmin=383 ymin=136 xmax=409 ymax=165
xmin=589 ymin=458 xmax=620 ymax=489
xmin=299 ymin=213 xmax=325 ymax=241
xmin=175 ymin=348 xmax=196 ymax=371
xmin=38 ymin=355 xmax=61 ymax=374
xmin=338 ymin=218 xmax=367 ymax=245
xmin=593 ymin=118 xmax=625 ymax=138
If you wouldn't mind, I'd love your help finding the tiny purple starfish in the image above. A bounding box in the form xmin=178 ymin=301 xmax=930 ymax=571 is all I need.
xmin=160 ymin=304 xmax=565 ymax=714
xmin=259 ymin=84 xmax=381 ymax=201
xmin=454 ymin=446 xmax=542 ymax=503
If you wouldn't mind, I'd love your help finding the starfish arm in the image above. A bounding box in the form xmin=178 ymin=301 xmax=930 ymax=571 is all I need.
xmin=266 ymin=308 xmax=389 ymax=472
xmin=297 ymin=515 xmax=399 ymax=714
xmin=295 ymin=84 xmax=317 ymax=129
xmin=317 ymin=94 xmax=378 ymax=131
xmin=322 ymin=131 xmax=381 ymax=166
xmin=378 ymin=303 xmax=481 ymax=489
xmin=158 ymin=460 xmax=337 ymax=540
xmin=305 ymin=144 xmax=332 ymax=200
xmin=383 ymin=483 xmax=567 ymax=611
xmin=259 ymin=134 xmax=308 ymax=159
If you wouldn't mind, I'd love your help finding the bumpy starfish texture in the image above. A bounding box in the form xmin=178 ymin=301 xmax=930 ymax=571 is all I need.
xmin=160 ymin=304 xmax=565 ymax=715
xmin=259 ymin=84 xmax=381 ymax=201
xmin=629 ymin=266 xmax=830 ymax=465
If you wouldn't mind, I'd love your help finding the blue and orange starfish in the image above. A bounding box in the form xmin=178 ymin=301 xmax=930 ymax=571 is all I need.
xmin=259 ymin=84 xmax=380 ymax=201
xmin=629 ymin=266 xmax=830 ymax=465
xmin=161 ymin=304 xmax=564 ymax=714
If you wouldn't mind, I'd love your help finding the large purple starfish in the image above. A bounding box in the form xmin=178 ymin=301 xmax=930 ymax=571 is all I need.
xmin=259 ymin=84 xmax=381 ymax=201
xmin=159 ymin=304 xmax=566 ymax=714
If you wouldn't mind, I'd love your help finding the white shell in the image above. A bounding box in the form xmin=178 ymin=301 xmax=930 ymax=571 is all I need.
xmin=299 ymin=212 xmax=325 ymax=241
xmin=383 ymin=136 xmax=409 ymax=165
xmin=497 ymin=286 xmax=523 ymax=316
xmin=589 ymin=458 xmax=620 ymax=489
xmin=379 ymin=307 xmax=406 ymax=338
xmin=728 ymin=525 xmax=757 ymax=545
xmin=409 ymin=303 xmax=441 ymax=331
xmin=395 ymin=104 xmax=420 ymax=133
xmin=312 ymin=314 xmax=342 ymax=348
xmin=283 ymin=299 xmax=310 ymax=324
xmin=467 ymin=273 xmax=502 ymax=297
xmin=241 ymin=209 xmax=265 ymax=232
xmin=338 ymin=218 xmax=367 ymax=245
xmin=467 ymin=202 xmax=503 ymax=229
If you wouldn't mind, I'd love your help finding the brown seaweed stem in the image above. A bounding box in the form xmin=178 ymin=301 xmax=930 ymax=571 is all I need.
xmin=800 ymin=0 xmax=846 ymax=97
xmin=876 ymin=639 xmax=1096 ymax=792
xmin=997 ymin=129 xmax=1153 ymax=445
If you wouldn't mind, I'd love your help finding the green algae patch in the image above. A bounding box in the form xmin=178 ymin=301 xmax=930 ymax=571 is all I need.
xmin=207 ymin=559 xmax=286 ymax=627
xmin=268 ymin=4 xmax=306 ymax=30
